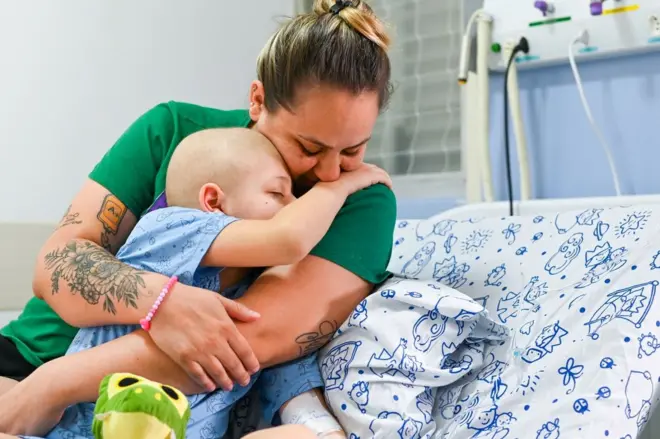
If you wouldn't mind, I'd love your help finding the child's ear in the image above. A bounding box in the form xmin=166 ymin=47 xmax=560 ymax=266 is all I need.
xmin=198 ymin=183 xmax=225 ymax=213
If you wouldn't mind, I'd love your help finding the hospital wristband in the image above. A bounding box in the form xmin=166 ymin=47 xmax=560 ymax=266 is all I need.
xmin=280 ymin=391 xmax=344 ymax=437
xmin=139 ymin=275 xmax=178 ymax=331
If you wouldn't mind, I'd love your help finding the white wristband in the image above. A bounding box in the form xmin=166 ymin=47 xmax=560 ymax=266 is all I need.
xmin=280 ymin=391 xmax=344 ymax=437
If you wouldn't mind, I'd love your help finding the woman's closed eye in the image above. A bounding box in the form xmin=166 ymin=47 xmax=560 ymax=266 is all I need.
xmin=342 ymin=145 xmax=363 ymax=156
xmin=300 ymin=142 xmax=363 ymax=157
xmin=299 ymin=142 xmax=321 ymax=156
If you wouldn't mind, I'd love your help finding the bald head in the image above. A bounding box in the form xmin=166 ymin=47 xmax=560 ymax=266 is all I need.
xmin=166 ymin=128 xmax=285 ymax=209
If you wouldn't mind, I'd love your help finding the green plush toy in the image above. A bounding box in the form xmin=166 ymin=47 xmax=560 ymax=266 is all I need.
xmin=92 ymin=373 xmax=191 ymax=439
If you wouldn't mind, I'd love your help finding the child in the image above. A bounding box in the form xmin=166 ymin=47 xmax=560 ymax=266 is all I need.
xmin=34 ymin=127 xmax=390 ymax=439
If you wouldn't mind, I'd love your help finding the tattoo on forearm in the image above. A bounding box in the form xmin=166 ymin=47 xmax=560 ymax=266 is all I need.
xmin=57 ymin=205 xmax=82 ymax=229
xmin=97 ymin=194 xmax=127 ymax=253
xmin=295 ymin=320 xmax=338 ymax=356
xmin=44 ymin=240 xmax=146 ymax=315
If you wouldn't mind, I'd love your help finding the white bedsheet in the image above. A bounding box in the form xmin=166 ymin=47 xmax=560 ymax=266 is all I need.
xmin=320 ymin=279 xmax=509 ymax=438
xmin=379 ymin=203 xmax=660 ymax=438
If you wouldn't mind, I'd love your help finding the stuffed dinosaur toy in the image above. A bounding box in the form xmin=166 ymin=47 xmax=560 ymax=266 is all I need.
xmin=92 ymin=372 xmax=191 ymax=439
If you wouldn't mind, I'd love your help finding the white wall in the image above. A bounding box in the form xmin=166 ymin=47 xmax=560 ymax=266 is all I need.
xmin=0 ymin=311 xmax=20 ymax=328
xmin=0 ymin=0 xmax=293 ymax=223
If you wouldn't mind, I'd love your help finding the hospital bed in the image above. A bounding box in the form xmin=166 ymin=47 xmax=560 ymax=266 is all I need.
xmin=4 ymin=193 xmax=660 ymax=438
xmin=375 ymin=193 xmax=660 ymax=439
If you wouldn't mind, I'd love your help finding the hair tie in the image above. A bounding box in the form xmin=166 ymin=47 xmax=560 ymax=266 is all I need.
xmin=330 ymin=0 xmax=352 ymax=15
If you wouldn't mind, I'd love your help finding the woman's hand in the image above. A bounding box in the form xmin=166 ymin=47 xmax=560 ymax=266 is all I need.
xmin=150 ymin=283 xmax=262 ymax=392
xmin=0 ymin=375 xmax=65 ymax=437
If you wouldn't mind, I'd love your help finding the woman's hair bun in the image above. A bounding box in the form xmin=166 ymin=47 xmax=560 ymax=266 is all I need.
xmin=313 ymin=0 xmax=391 ymax=51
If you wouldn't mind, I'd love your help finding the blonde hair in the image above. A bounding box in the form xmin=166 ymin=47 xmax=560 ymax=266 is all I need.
xmin=256 ymin=0 xmax=392 ymax=112
xmin=166 ymin=128 xmax=280 ymax=208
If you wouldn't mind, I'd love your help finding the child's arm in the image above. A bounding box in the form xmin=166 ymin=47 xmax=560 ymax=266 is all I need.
xmin=279 ymin=388 xmax=347 ymax=438
xmin=202 ymin=164 xmax=391 ymax=268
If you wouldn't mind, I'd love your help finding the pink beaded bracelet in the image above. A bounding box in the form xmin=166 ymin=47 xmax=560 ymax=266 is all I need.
xmin=139 ymin=275 xmax=178 ymax=331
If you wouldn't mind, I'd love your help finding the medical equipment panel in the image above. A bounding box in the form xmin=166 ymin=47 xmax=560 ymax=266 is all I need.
xmin=483 ymin=0 xmax=660 ymax=70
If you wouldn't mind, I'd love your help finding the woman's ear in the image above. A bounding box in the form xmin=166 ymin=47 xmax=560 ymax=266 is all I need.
xmin=248 ymin=80 xmax=265 ymax=121
xmin=198 ymin=183 xmax=225 ymax=213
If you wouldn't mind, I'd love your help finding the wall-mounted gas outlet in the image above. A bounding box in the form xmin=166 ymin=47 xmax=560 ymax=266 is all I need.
xmin=503 ymin=39 xmax=519 ymax=57
xmin=651 ymin=14 xmax=660 ymax=37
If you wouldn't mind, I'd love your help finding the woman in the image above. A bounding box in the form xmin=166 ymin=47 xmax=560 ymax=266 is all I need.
xmin=0 ymin=0 xmax=396 ymax=437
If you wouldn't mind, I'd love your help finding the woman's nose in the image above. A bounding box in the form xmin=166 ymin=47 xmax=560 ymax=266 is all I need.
xmin=314 ymin=155 xmax=342 ymax=182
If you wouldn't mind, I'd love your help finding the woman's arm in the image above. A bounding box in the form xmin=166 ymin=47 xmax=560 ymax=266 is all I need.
xmin=22 ymin=254 xmax=371 ymax=409
xmin=30 ymin=181 xmax=371 ymax=393
xmin=26 ymin=185 xmax=396 ymax=405
xmin=234 ymin=256 xmax=370 ymax=364
xmin=33 ymin=179 xmax=157 ymax=325
xmin=33 ymin=104 xmax=174 ymax=325
xmin=1 ymin=186 xmax=395 ymax=437
xmin=31 ymin=102 xmax=264 ymax=389
xmin=34 ymin=180 xmax=262 ymax=388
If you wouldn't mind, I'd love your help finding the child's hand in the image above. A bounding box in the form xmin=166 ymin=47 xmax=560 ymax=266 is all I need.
xmin=334 ymin=163 xmax=392 ymax=195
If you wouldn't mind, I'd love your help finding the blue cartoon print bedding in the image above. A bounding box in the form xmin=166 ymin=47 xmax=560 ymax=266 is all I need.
xmin=320 ymin=278 xmax=510 ymax=438
xmin=381 ymin=204 xmax=660 ymax=438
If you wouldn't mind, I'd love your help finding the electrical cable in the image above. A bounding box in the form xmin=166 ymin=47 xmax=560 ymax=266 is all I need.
xmin=568 ymin=30 xmax=623 ymax=196
xmin=503 ymin=37 xmax=530 ymax=216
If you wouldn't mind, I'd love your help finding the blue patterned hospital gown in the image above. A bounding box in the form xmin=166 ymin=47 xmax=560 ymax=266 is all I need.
xmin=25 ymin=207 xmax=322 ymax=439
